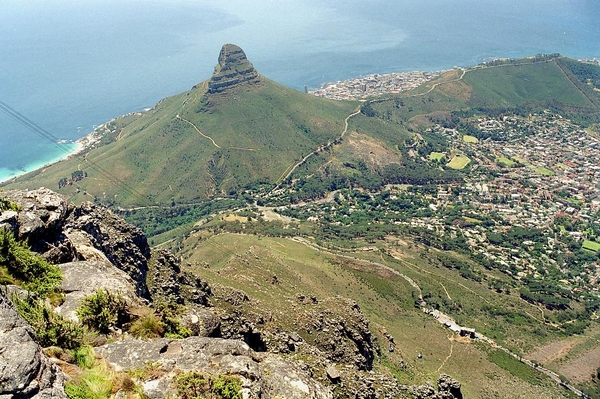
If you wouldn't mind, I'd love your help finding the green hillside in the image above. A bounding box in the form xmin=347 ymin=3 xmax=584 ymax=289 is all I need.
xmin=173 ymin=231 xmax=575 ymax=399
xmin=3 ymin=45 xmax=357 ymax=207
xmin=5 ymin=54 xmax=600 ymax=219
xmin=366 ymin=55 xmax=600 ymax=129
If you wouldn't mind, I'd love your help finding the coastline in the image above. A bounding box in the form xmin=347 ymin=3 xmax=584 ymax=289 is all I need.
xmin=0 ymin=129 xmax=100 ymax=185
xmin=2 ymin=55 xmax=598 ymax=186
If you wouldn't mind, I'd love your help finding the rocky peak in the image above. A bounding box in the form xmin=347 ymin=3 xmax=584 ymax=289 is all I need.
xmin=207 ymin=43 xmax=261 ymax=95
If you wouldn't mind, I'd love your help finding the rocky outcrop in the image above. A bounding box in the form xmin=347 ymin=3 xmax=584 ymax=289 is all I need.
xmin=148 ymin=249 xmax=212 ymax=307
xmin=66 ymin=202 xmax=151 ymax=299
xmin=206 ymin=43 xmax=262 ymax=95
xmin=57 ymin=259 xmax=144 ymax=322
xmin=437 ymin=374 xmax=463 ymax=399
xmin=97 ymin=336 xmax=332 ymax=399
xmin=1 ymin=188 xmax=76 ymax=263
xmin=0 ymin=189 xmax=151 ymax=300
xmin=273 ymin=296 xmax=375 ymax=371
xmin=412 ymin=375 xmax=463 ymax=399
xmin=0 ymin=290 xmax=66 ymax=399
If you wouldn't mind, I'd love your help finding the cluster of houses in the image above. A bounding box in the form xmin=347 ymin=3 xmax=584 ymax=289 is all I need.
xmin=420 ymin=112 xmax=600 ymax=293
xmin=309 ymin=71 xmax=442 ymax=100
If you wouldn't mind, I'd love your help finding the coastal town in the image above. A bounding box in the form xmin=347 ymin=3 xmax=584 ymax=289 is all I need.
xmin=309 ymin=70 xmax=444 ymax=100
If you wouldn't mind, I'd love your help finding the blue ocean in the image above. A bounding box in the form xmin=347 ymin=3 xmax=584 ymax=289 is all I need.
xmin=1 ymin=0 xmax=599 ymax=182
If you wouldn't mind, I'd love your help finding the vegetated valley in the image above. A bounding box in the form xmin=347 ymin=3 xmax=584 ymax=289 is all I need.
xmin=3 ymin=46 xmax=600 ymax=398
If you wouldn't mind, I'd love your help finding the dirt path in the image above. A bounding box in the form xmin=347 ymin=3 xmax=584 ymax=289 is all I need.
xmin=440 ymin=282 xmax=452 ymax=300
xmin=271 ymin=106 xmax=362 ymax=191
xmin=177 ymin=114 xmax=221 ymax=148
xmin=437 ymin=341 xmax=454 ymax=373
xmin=287 ymin=237 xmax=585 ymax=397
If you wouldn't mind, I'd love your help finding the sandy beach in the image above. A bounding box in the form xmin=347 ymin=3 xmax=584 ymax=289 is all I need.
xmin=0 ymin=128 xmax=102 ymax=185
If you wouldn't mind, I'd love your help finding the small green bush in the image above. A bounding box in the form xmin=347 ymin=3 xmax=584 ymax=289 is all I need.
xmin=173 ymin=372 xmax=242 ymax=399
xmin=173 ymin=371 xmax=209 ymax=399
xmin=77 ymin=289 xmax=129 ymax=334
xmin=0 ymin=197 xmax=20 ymax=211
xmin=12 ymin=295 xmax=83 ymax=349
xmin=154 ymin=302 xmax=192 ymax=339
xmin=212 ymin=375 xmax=243 ymax=399
xmin=129 ymin=313 xmax=165 ymax=339
xmin=0 ymin=228 xmax=62 ymax=296
xmin=71 ymin=345 xmax=96 ymax=370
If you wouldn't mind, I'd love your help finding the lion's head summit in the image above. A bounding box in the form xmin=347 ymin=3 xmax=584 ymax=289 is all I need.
xmin=1 ymin=42 xmax=355 ymax=206
xmin=206 ymin=43 xmax=262 ymax=95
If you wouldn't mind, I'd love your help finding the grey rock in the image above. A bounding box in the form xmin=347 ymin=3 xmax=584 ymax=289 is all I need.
xmin=148 ymin=249 xmax=212 ymax=307
xmin=58 ymin=260 xmax=144 ymax=322
xmin=437 ymin=374 xmax=462 ymax=399
xmin=413 ymin=382 xmax=437 ymax=399
xmin=326 ymin=365 xmax=341 ymax=382
xmin=1 ymin=188 xmax=69 ymax=240
xmin=66 ymin=202 xmax=151 ymax=299
xmin=181 ymin=306 xmax=221 ymax=337
xmin=412 ymin=375 xmax=463 ymax=399
xmin=0 ymin=210 xmax=18 ymax=232
xmin=97 ymin=336 xmax=332 ymax=399
xmin=0 ymin=291 xmax=66 ymax=399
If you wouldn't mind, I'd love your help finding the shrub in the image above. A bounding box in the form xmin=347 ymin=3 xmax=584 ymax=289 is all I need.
xmin=77 ymin=289 xmax=129 ymax=334
xmin=0 ymin=228 xmax=62 ymax=296
xmin=212 ymin=375 xmax=243 ymax=399
xmin=11 ymin=295 xmax=83 ymax=349
xmin=0 ymin=197 xmax=20 ymax=211
xmin=154 ymin=302 xmax=192 ymax=339
xmin=173 ymin=371 xmax=209 ymax=399
xmin=129 ymin=313 xmax=165 ymax=339
xmin=173 ymin=372 xmax=242 ymax=399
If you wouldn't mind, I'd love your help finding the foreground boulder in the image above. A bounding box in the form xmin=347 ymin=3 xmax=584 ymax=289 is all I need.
xmin=97 ymin=336 xmax=332 ymax=399
xmin=0 ymin=290 xmax=66 ymax=399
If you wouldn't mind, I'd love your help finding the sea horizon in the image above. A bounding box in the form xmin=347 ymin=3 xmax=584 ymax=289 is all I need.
xmin=1 ymin=0 xmax=599 ymax=182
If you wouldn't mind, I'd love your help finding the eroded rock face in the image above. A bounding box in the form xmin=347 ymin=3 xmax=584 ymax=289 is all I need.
xmin=412 ymin=375 xmax=463 ymax=399
xmin=207 ymin=43 xmax=262 ymax=95
xmin=0 ymin=189 xmax=151 ymax=300
xmin=1 ymin=188 xmax=76 ymax=263
xmin=0 ymin=290 xmax=66 ymax=399
xmin=97 ymin=336 xmax=332 ymax=399
xmin=58 ymin=260 xmax=144 ymax=322
xmin=437 ymin=374 xmax=463 ymax=399
xmin=66 ymin=202 xmax=151 ymax=299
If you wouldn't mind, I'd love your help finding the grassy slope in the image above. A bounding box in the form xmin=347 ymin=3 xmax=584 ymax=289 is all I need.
xmin=2 ymin=78 xmax=357 ymax=207
xmin=368 ymin=57 xmax=600 ymax=130
xmin=465 ymin=61 xmax=593 ymax=110
xmin=178 ymin=232 xmax=571 ymax=398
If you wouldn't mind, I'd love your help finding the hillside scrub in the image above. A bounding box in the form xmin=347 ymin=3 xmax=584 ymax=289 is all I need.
xmin=77 ymin=289 xmax=129 ymax=333
xmin=0 ymin=228 xmax=61 ymax=296
xmin=11 ymin=295 xmax=83 ymax=349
